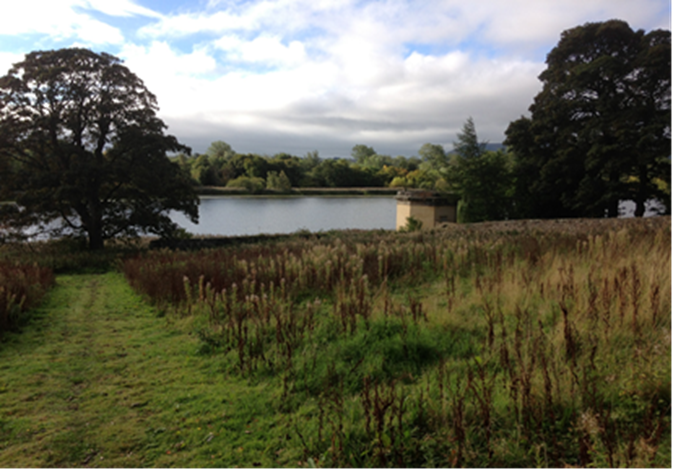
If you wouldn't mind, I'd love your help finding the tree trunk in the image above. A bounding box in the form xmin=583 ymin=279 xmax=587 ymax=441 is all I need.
xmin=606 ymin=199 xmax=619 ymax=218
xmin=87 ymin=225 xmax=105 ymax=250
xmin=634 ymin=200 xmax=646 ymax=218
xmin=634 ymin=166 xmax=648 ymax=218
xmin=86 ymin=194 xmax=105 ymax=250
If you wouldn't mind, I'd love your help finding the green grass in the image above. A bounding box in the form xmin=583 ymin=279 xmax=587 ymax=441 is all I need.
xmin=0 ymin=272 xmax=307 ymax=467
xmin=0 ymin=217 xmax=670 ymax=467
xmin=119 ymin=217 xmax=671 ymax=467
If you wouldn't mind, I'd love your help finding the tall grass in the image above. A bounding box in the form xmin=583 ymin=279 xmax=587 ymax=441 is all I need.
xmin=0 ymin=237 xmax=145 ymax=274
xmin=123 ymin=218 xmax=671 ymax=467
xmin=0 ymin=262 xmax=54 ymax=334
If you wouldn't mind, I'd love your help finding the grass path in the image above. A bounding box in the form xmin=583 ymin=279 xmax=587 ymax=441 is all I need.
xmin=0 ymin=273 xmax=293 ymax=467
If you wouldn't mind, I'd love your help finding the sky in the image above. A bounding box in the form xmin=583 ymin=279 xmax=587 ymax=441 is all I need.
xmin=0 ymin=1 xmax=670 ymax=158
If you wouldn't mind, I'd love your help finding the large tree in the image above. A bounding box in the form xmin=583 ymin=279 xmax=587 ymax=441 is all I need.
xmin=505 ymin=20 xmax=670 ymax=218
xmin=0 ymin=48 xmax=198 ymax=249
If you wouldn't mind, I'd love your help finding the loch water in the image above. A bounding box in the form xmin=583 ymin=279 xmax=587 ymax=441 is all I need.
xmin=169 ymin=196 xmax=397 ymax=237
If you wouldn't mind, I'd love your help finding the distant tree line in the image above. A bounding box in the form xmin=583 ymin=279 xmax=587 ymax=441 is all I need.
xmin=178 ymin=117 xmax=514 ymax=224
xmin=181 ymin=19 xmax=670 ymax=222
xmin=174 ymin=142 xmax=418 ymax=191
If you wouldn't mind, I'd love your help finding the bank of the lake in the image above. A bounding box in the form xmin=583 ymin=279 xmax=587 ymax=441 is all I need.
xmin=196 ymin=186 xmax=399 ymax=196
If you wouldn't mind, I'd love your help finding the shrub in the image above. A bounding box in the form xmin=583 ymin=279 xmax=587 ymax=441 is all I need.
xmin=226 ymin=175 xmax=265 ymax=193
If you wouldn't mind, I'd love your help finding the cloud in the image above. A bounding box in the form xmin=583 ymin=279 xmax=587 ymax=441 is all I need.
xmin=0 ymin=52 xmax=25 ymax=75
xmin=83 ymin=0 xmax=162 ymax=18
xmin=1 ymin=0 xmax=668 ymax=156
xmin=139 ymin=0 xmax=668 ymax=53
xmin=123 ymin=35 xmax=542 ymax=156
xmin=479 ymin=0 xmax=671 ymax=46
xmin=122 ymin=41 xmax=216 ymax=77
xmin=0 ymin=0 xmax=160 ymax=45
xmin=214 ymin=35 xmax=307 ymax=67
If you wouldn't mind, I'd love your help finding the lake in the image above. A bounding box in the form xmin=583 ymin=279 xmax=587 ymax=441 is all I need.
xmin=170 ymin=196 xmax=397 ymax=237
xmin=170 ymin=196 xmax=665 ymax=238
xmin=15 ymin=196 xmax=663 ymax=241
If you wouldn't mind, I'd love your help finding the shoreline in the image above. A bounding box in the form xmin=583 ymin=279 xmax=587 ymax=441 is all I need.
xmin=196 ymin=186 xmax=399 ymax=196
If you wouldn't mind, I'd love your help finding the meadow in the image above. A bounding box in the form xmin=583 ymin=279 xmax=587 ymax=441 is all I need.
xmin=121 ymin=216 xmax=671 ymax=467
xmin=0 ymin=217 xmax=669 ymax=466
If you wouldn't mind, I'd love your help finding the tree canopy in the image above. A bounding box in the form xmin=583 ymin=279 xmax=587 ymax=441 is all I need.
xmin=453 ymin=117 xmax=486 ymax=160
xmin=449 ymin=118 xmax=514 ymax=223
xmin=0 ymin=48 xmax=198 ymax=249
xmin=505 ymin=20 xmax=671 ymax=218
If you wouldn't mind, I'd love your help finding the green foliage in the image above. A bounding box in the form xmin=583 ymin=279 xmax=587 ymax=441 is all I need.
xmin=453 ymin=117 xmax=487 ymax=160
xmin=450 ymin=119 xmax=514 ymax=222
xmin=310 ymin=158 xmax=383 ymax=187
xmin=389 ymin=175 xmax=407 ymax=187
xmin=0 ymin=48 xmax=199 ymax=250
xmin=205 ymin=140 xmax=234 ymax=160
xmin=399 ymin=216 xmax=423 ymax=232
xmin=456 ymin=150 xmax=514 ymax=222
xmin=418 ymin=143 xmax=448 ymax=169
xmin=176 ymin=142 xmax=450 ymax=191
xmin=121 ymin=217 xmax=671 ymax=467
xmin=351 ymin=144 xmax=377 ymax=164
xmin=265 ymin=170 xmax=292 ymax=192
xmin=226 ymin=175 xmax=265 ymax=193
xmin=190 ymin=154 xmax=221 ymax=186
xmin=505 ymin=20 xmax=671 ymax=218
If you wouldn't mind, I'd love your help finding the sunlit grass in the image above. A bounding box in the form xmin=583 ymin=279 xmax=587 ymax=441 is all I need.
xmin=0 ymin=217 xmax=668 ymax=467
xmin=122 ymin=216 xmax=671 ymax=467
xmin=0 ymin=273 xmax=307 ymax=467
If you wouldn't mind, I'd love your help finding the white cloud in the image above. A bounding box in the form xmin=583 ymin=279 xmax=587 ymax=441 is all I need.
xmin=139 ymin=0 xmax=668 ymax=53
xmin=83 ymin=0 xmax=163 ymax=18
xmin=2 ymin=0 xmax=668 ymax=156
xmin=0 ymin=52 xmax=25 ymax=76
xmin=121 ymin=41 xmax=217 ymax=82
xmin=0 ymin=0 xmax=160 ymax=45
xmin=466 ymin=0 xmax=671 ymax=50
xmin=116 ymin=36 xmax=542 ymax=154
xmin=215 ymin=35 xmax=306 ymax=67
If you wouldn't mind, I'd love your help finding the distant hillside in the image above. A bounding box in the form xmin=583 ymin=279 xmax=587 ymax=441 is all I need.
xmin=447 ymin=143 xmax=505 ymax=155
xmin=485 ymin=143 xmax=506 ymax=151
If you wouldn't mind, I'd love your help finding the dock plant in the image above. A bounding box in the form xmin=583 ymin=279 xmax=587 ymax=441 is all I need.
xmin=123 ymin=218 xmax=671 ymax=467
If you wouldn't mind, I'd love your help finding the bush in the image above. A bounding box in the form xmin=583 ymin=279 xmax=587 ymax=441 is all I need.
xmin=226 ymin=175 xmax=265 ymax=193
xmin=266 ymin=170 xmax=292 ymax=192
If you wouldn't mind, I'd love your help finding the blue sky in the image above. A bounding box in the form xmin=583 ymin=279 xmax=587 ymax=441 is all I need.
xmin=1 ymin=0 xmax=670 ymax=157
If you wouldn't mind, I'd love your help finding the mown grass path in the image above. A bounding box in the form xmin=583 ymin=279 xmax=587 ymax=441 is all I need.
xmin=0 ymin=273 xmax=289 ymax=467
